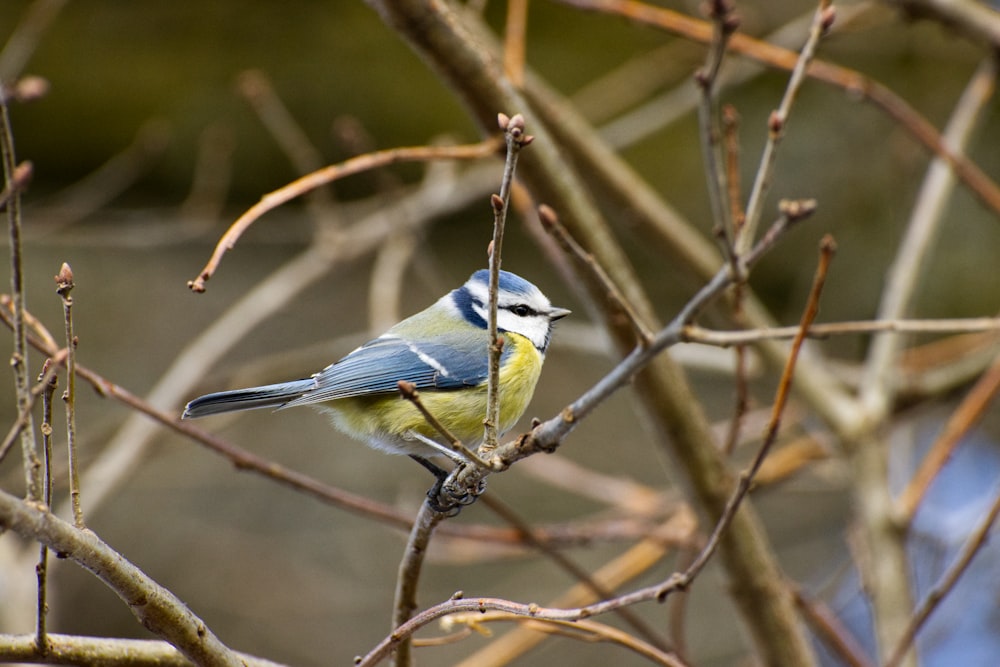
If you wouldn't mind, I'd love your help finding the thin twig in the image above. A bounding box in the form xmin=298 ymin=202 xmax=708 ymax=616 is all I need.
xmin=656 ymin=235 xmax=835 ymax=595
xmin=478 ymin=493 xmax=670 ymax=651
xmin=55 ymin=263 xmax=83 ymax=529
xmin=718 ymin=101 xmax=750 ymax=455
xmin=459 ymin=201 xmax=815 ymax=486
xmin=695 ymin=0 xmax=739 ymax=270
xmin=36 ymin=358 xmax=58 ymax=656
xmin=738 ymin=0 xmax=833 ymax=254
xmin=397 ymin=381 xmax=492 ymax=470
xmin=0 ymin=89 xmax=41 ymax=502
xmin=721 ymin=104 xmax=744 ymax=232
xmin=538 ymin=205 xmax=653 ymax=345
xmin=187 ymin=137 xmax=502 ymax=292
xmin=0 ymin=161 xmax=32 ymax=210
xmin=465 ymin=616 xmax=689 ymax=667
xmin=720 ymin=296 xmax=750 ymax=457
xmin=412 ymin=513 xmax=696 ymax=667
xmin=0 ymin=347 xmax=65 ymax=464
xmin=483 ymin=113 xmax=531 ymax=452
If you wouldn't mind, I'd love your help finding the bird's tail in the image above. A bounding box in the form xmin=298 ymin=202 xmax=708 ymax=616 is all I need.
xmin=182 ymin=379 xmax=315 ymax=419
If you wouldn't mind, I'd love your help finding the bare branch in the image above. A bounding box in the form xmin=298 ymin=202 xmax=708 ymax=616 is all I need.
xmin=187 ymin=138 xmax=501 ymax=292
xmin=0 ymin=633 xmax=284 ymax=667
xmin=0 ymin=491 xmax=246 ymax=666
xmin=0 ymin=84 xmax=40 ymax=502
xmin=483 ymin=113 xmax=531 ymax=452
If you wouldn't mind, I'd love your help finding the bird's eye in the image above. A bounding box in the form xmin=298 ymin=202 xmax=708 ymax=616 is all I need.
xmin=511 ymin=304 xmax=533 ymax=317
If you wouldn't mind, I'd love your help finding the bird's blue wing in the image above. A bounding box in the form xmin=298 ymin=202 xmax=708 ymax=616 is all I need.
xmin=282 ymin=334 xmax=489 ymax=407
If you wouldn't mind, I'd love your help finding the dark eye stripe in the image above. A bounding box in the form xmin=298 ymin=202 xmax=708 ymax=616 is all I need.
xmin=505 ymin=304 xmax=537 ymax=317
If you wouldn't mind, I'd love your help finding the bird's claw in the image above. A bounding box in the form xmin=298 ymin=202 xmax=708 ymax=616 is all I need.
xmin=426 ymin=475 xmax=487 ymax=515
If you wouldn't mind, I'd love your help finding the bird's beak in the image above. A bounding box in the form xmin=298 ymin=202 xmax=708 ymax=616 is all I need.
xmin=549 ymin=307 xmax=571 ymax=321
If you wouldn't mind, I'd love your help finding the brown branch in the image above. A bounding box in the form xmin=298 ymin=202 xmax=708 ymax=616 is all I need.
xmin=478 ymin=493 xmax=670 ymax=651
xmin=695 ymin=0 xmax=740 ymax=265
xmin=739 ymin=0 xmax=833 ymax=254
xmin=655 ymin=234 xmax=835 ymax=598
xmin=54 ymin=263 xmax=83 ymax=529
xmin=538 ymin=204 xmax=653 ymax=345
xmin=483 ymin=113 xmax=531 ymax=453
xmin=0 ymin=87 xmax=41 ymax=502
xmin=386 ymin=512 xmax=696 ymax=667
xmin=187 ymin=137 xmax=502 ymax=292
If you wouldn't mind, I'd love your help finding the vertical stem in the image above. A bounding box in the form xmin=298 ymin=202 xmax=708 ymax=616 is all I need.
xmin=391 ymin=504 xmax=444 ymax=667
xmin=0 ymin=89 xmax=41 ymax=501
xmin=695 ymin=0 xmax=737 ymax=264
xmin=483 ymin=113 xmax=528 ymax=453
xmin=737 ymin=0 xmax=832 ymax=255
xmin=36 ymin=360 xmax=58 ymax=654
xmin=56 ymin=263 xmax=84 ymax=528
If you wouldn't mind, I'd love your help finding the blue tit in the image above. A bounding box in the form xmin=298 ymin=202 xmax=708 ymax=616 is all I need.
xmin=182 ymin=269 xmax=569 ymax=477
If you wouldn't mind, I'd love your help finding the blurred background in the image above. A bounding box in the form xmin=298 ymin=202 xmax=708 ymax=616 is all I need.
xmin=0 ymin=1 xmax=999 ymax=665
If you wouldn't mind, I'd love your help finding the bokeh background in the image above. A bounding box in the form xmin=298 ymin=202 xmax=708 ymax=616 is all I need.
xmin=1 ymin=1 xmax=999 ymax=665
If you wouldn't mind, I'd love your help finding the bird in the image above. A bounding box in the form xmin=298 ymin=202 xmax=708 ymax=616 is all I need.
xmin=182 ymin=269 xmax=569 ymax=486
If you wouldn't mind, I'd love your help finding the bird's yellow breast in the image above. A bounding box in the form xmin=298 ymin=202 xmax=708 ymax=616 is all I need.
xmin=320 ymin=332 xmax=543 ymax=454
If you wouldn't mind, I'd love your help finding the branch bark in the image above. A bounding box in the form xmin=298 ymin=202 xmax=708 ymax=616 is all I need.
xmin=0 ymin=490 xmax=243 ymax=666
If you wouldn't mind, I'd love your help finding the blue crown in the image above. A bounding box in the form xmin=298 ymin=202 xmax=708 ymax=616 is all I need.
xmin=470 ymin=269 xmax=537 ymax=297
